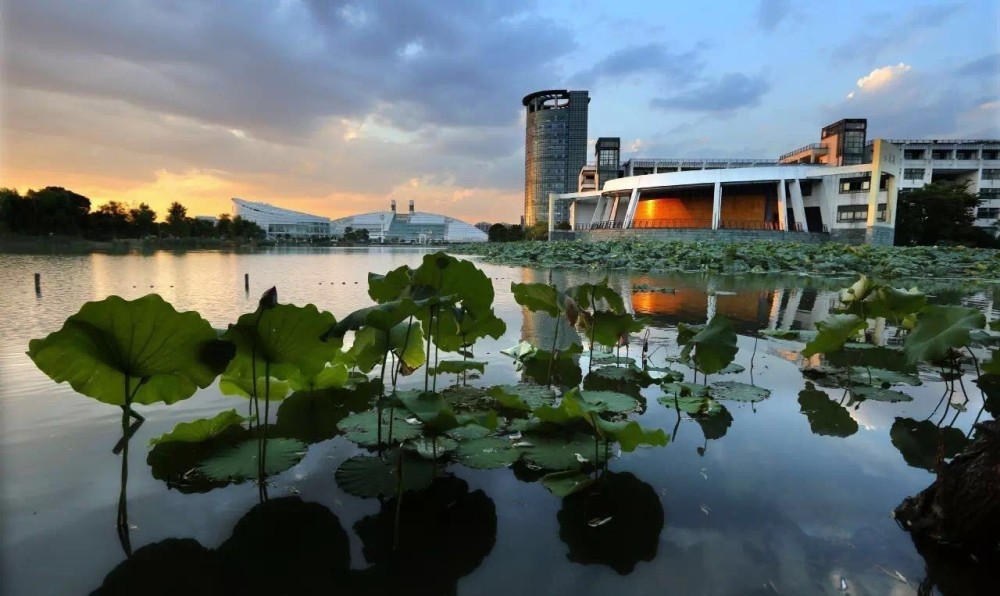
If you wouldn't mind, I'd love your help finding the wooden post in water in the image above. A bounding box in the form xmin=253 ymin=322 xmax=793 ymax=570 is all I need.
xmin=244 ymin=273 xmax=249 ymax=292
xmin=34 ymin=273 xmax=41 ymax=295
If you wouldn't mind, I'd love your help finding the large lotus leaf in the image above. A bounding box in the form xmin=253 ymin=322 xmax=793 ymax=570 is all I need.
xmin=534 ymin=389 xmax=607 ymax=424
xmin=511 ymin=282 xmax=560 ymax=317
xmin=591 ymin=311 xmax=646 ymax=349
xmin=430 ymin=360 xmax=486 ymax=375
xmin=797 ymin=384 xmax=858 ymax=438
xmin=197 ymin=438 xmax=307 ymax=482
xmin=802 ymin=314 xmax=867 ymax=358
xmin=405 ymin=436 xmax=459 ymax=460
xmin=694 ymin=405 xmax=733 ymax=441
xmin=848 ymin=386 xmax=914 ymax=403
xmin=676 ymin=322 xmax=705 ymax=346
xmin=759 ymin=328 xmax=813 ymax=341
xmin=866 ymin=286 xmax=927 ymax=322
xmin=395 ymin=390 xmax=495 ymax=434
xmin=412 ymin=252 xmax=494 ymax=317
xmin=904 ymin=305 xmax=985 ymax=364
xmin=522 ymin=432 xmax=606 ymax=470
xmin=455 ymin=437 xmax=524 ymax=469
xmin=591 ymin=353 xmax=637 ymax=366
xmin=147 ymin=425 xmax=250 ymax=494
xmin=446 ymin=424 xmax=492 ymax=441
xmin=327 ymin=299 xmax=425 ymax=337
xmin=290 ymin=363 xmax=350 ymax=392
xmin=680 ymin=315 xmax=738 ymax=374
xmin=338 ymin=408 xmax=423 ymax=447
xmin=348 ymin=321 xmax=425 ymax=373
xmin=710 ymin=381 xmax=771 ymax=403
xmin=488 ymin=384 xmax=557 ymax=412
xmin=889 ymin=417 xmax=970 ymax=471
xmin=440 ymin=385 xmax=493 ymax=413
xmin=273 ymin=382 xmax=375 ymax=444
xmin=433 ymin=307 xmax=507 ymax=352
xmin=218 ymin=358 xmax=291 ymax=401
xmin=565 ymin=278 xmax=625 ymax=314
xmin=149 ymin=410 xmax=246 ymax=446
xmin=589 ymin=365 xmax=652 ymax=386
xmin=27 ymin=294 xmax=232 ymax=406
xmin=540 ymin=471 xmax=596 ymax=497
xmin=389 ymin=320 xmax=425 ymax=370
xmin=521 ymin=351 xmax=585 ymax=388
xmin=334 ymin=452 xmax=435 ymax=499
xmin=579 ymin=390 xmax=640 ymax=414
xmin=658 ymin=394 xmax=721 ymax=416
xmin=368 ymin=265 xmax=413 ymax=303
xmin=223 ymin=303 xmax=338 ymax=391
xmin=592 ymin=418 xmax=669 ymax=452
xmin=838 ymin=275 xmax=876 ymax=308
xmin=660 ymin=381 xmax=711 ymax=398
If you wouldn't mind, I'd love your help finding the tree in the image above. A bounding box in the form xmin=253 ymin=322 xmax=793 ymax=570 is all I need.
xmin=216 ymin=213 xmax=232 ymax=238
xmin=555 ymin=221 xmax=572 ymax=231
xmin=526 ymin=221 xmax=549 ymax=241
xmin=23 ymin=187 xmax=92 ymax=235
xmin=166 ymin=202 xmax=189 ymax=237
xmin=488 ymin=223 xmax=508 ymax=242
xmin=90 ymin=201 xmax=130 ymax=239
xmin=506 ymin=224 xmax=525 ymax=242
xmin=894 ymin=183 xmax=995 ymax=247
xmin=128 ymin=203 xmax=157 ymax=237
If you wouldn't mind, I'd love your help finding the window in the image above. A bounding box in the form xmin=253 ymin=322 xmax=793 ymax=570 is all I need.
xmin=904 ymin=168 xmax=925 ymax=180
xmin=837 ymin=205 xmax=868 ymax=222
xmin=932 ymin=150 xmax=953 ymax=160
xmin=981 ymin=188 xmax=1000 ymax=200
xmin=977 ymin=208 xmax=1000 ymax=219
xmin=983 ymin=150 xmax=999 ymax=160
xmin=957 ymin=150 xmax=978 ymax=160
xmin=904 ymin=149 xmax=925 ymax=160
xmin=840 ymin=177 xmax=870 ymax=193
xmin=982 ymin=169 xmax=1000 ymax=180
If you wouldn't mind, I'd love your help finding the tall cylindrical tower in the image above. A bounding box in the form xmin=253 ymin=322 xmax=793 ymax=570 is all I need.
xmin=522 ymin=90 xmax=589 ymax=227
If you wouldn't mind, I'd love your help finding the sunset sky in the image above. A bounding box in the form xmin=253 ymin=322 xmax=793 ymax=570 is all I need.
xmin=2 ymin=0 xmax=998 ymax=224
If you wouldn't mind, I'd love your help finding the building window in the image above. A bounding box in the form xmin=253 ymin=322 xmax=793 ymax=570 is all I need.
xmin=981 ymin=188 xmax=1000 ymax=200
xmin=977 ymin=208 xmax=1000 ymax=219
xmin=957 ymin=150 xmax=979 ymax=160
xmin=837 ymin=204 xmax=886 ymax=222
xmin=982 ymin=169 xmax=1000 ymax=180
xmin=903 ymin=168 xmax=925 ymax=180
xmin=932 ymin=150 xmax=953 ymax=160
xmin=840 ymin=177 xmax=870 ymax=193
xmin=983 ymin=150 xmax=999 ymax=160
xmin=904 ymin=149 xmax=925 ymax=160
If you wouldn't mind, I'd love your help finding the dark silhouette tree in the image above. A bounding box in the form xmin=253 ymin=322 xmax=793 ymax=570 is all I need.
xmin=894 ymin=183 xmax=995 ymax=247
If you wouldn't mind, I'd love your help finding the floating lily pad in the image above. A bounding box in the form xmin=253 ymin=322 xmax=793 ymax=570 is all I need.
xmin=541 ymin=470 xmax=596 ymax=497
xmin=404 ymin=436 xmax=459 ymax=460
xmin=273 ymin=385 xmax=374 ymax=444
xmin=589 ymin=365 xmax=653 ymax=386
xmin=590 ymin=353 xmax=637 ymax=366
xmin=338 ymin=409 xmax=422 ymax=447
xmin=455 ymin=437 xmax=523 ymax=469
xmin=592 ymin=418 xmax=669 ymax=452
xmin=197 ymin=438 xmax=307 ymax=482
xmin=334 ymin=452 xmax=435 ymax=499
xmin=522 ymin=433 xmax=605 ymax=471
xmin=658 ymin=394 xmax=721 ymax=417
xmin=446 ymin=424 xmax=492 ymax=441
xmin=488 ymin=384 xmax=557 ymax=411
xmin=849 ymin=386 xmax=914 ymax=403
xmin=660 ymin=382 xmax=711 ymax=398
xmin=149 ymin=410 xmax=246 ymax=446
xmin=579 ymin=390 xmax=640 ymax=414
xmin=710 ymin=381 xmax=771 ymax=403
xmin=430 ymin=360 xmax=486 ymax=375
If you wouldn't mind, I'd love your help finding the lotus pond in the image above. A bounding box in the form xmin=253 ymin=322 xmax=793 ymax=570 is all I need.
xmin=1 ymin=247 xmax=997 ymax=595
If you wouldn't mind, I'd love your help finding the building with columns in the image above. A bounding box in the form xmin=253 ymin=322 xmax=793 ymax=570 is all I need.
xmin=551 ymin=139 xmax=902 ymax=245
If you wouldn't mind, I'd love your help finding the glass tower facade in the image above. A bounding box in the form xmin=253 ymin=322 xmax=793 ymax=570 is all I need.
xmin=523 ymin=90 xmax=589 ymax=226
xmin=596 ymin=137 xmax=621 ymax=190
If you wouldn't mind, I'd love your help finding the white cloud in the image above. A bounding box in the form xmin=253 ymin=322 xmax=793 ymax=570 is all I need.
xmin=855 ymin=63 xmax=912 ymax=92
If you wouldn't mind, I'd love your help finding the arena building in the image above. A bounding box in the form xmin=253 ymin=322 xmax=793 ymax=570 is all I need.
xmin=328 ymin=200 xmax=487 ymax=243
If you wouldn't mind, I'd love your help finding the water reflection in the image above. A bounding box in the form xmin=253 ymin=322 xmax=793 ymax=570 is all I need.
xmin=556 ymin=471 xmax=664 ymax=575
xmin=798 ymin=383 xmax=859 ymax=438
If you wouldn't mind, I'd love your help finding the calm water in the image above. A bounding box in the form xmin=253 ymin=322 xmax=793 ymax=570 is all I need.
xmin=0 ymin=247 xmax=994 ymax=595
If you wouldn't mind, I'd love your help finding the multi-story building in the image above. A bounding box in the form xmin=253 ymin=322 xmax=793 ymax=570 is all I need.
xmin=522 ymin=90 xmax=589 ymax=226
xmin=622 ymin=157 xmax=780 ymax=176
xmin=877 ymin=139 xmax=1000 ymax=227
xmin=595 ymin=137 xmax=621 ymax=189
xmin=779 ymin=119 xmax=868 ymax=166
xmin=578 ymin=165 xmax=598 ymax=192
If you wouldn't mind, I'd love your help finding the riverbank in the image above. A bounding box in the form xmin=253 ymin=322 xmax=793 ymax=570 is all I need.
xmin=0 ymin=234 xmax=270 ymax=254
xmin=453 ymin=239 xmax=1000 ymax=279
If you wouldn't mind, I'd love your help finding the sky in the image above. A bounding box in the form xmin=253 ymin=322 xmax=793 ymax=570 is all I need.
xmin=1 ymin=0 xmax=998 ymax=224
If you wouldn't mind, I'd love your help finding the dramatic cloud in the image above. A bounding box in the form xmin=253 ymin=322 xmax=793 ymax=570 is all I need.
xmin=650 ymin=73 xmax=770 ymax=113
xmin=570 ymin=43 xmax=704 ymax=87
xmin=847 ymin=63 xmax=913 ymax=98
xmin=957 ymin=52 xmax=1000 ymax=77
xmin=757 ymin=0 xmax=794 ymax=31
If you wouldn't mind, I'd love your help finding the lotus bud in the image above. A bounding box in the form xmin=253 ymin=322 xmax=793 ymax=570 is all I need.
xmin=258 ymin=286 xmax=278 ymax=310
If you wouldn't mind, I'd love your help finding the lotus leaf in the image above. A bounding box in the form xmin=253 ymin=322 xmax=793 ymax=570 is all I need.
xmin=710 ymin=381 xmax=771 ymax=403
xmin=338 ymin=409 xmax=423 ymax=447
xmin=797 ymin=384 xmax=858 ymax=437
xmin=334 ymin=452 xmax=435 ymax=499
xmin=273 ymin=382 xmax=376 ymax=444
xmin=27 ymin=294 xmax=232 ymax=406
xmin=848 ymin=386 xmax=914 ymax=403
xmin=904 ymin=305 xmax=985 ymax=364
xmin=579 ymin=390 xmax=640 ymax=414
xmin=149 ymin=410 xmax=246 ymax=446
xmin=197 ymin=438 xmax=307 ymax=482
xmin=511 ymin=282 xmax=560 ymax=317
xmin=679 ymin=316 xmax=738 ymax=374
xmin=889 ymin=417 xmax=970 ymax=471
xmin=565 ymin=278 xmax=626 ymax=314
xmin=430 ymin=360 xmax=486 ymax=375
xmin=455 ymin=437 xmax=523 ymax=469
xmin=540 ymin=471 xmax=595 ymax=497
xmin=660 ymin=381 xmax=711 ymax=398
xmin=802 ymin=314 xmax=867 ymax=358
xmin=522 ymin=432 xmax=607 ymax=470
xmin=591 ymin=418 xmax=669 ymax=452
xmin=658 ymin=394 xmax=722 ymax=416
xmin=405 ymin=436 xmax=459 ymax=459
xmin=368 ymin=265 xmax=413 ymax=303
xmin=488 ymin=384 xmax=557 ymax=411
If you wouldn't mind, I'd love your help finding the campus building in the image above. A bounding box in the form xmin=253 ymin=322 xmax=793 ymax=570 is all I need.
xmin=523 ymin=90 xmax=589 ymax=227
xmin=232 ymin=198 xmax=331 ymax=238
xmin=329 ymin=200 xmax=487 ymax=243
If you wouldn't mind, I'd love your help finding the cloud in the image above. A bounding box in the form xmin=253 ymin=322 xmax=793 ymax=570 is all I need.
xmin=570 ymin=42 xmax=704 ymax=86
xmin=832 ymin=3 xmax=963 ymax=64
xmin=854 ymin=63 xmax=912 ymax=93
xmin=757 ymin=0 xmax=794 ymax=31
xmin=650 ymin=73 xmax=770 ymax=113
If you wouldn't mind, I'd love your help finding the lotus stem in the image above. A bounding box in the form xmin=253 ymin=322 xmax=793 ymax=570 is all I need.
xmin=116 ymin=376 xmax=132 ymax=557
xmin=424 ymin=305 xmax=434 ymax=393
xmin=377 ymin=329 xmax=390 ymax=455
xmin=433 ymin=308 xmax=441 ymax=393
xmin=548 ymin=310 xmax=559 ymax=386
xmin=393 ymin=448 xmax=404 ymax=551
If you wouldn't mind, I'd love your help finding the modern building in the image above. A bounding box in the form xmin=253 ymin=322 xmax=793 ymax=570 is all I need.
xmin=875 ymin=139 xmax=1000 ymax=226
xmin=595 ymin=137 xmax=621 ymax=189
xmin=329 ymin=200 xmax=487 ymax=243
xmin=553 ymin=139 xmax=903 ymax=246
xmin=523 ymin=89 xmax=589 ymax=227
xmin=780 ymin=119 xmax=868 ymax=166
xmin=622 ymin=157 xmax=780 ymax=176
xmin=232 ymin=198 xmax=331 ymax=238
xmin=578 ymin=165 xmax=598 ymax=192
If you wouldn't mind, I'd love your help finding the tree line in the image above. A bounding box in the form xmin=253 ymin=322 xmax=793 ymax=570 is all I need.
xmin=0 ymin=186 xmax=265 ymax=241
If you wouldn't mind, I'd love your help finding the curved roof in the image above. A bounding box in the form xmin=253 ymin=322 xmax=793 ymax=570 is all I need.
xmin=601 ymin=163 xmax=870 ymax=193
xmin=232 ymin=198 xmax=329 ymax=223
xmin=522 ymin=89 xmax=569 ymax=106
xmin=329 ymin=211 xmax=487 ymax=242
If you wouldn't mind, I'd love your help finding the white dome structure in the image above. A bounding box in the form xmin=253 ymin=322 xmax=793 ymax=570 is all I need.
xmin=330 ymin=203 xmax=487 ymax=243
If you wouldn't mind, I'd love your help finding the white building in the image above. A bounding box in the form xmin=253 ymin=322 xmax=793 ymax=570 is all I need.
xmin=232 ymin=198 xmax=331 ymax=239
xmin=329 ymin=200 xmax=487 ymax=243
xmin=553 ymin=139 xmax=902 ymax=245
xmin=879 ymin=139 xmax=1000 ymax=227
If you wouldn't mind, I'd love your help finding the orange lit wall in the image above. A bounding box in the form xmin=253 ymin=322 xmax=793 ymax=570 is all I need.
xmin=719 ymin=194 xmax=766 ymax=221
xmin=633 ymin=198 xmax=712 ymax=225
xmin=632 ymin=290 xmax=764 ymax=321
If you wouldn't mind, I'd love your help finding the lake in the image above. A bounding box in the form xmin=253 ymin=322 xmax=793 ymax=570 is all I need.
xmin=0 ymin=247 xmax=993 ymax=595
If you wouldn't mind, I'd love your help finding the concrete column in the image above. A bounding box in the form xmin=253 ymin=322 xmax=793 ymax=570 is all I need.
xmin=622 ymin=188 xmax=641 ymax=228
xmin=711 ymin=181 xmax=722 ymax=230
xmin=789 ymin=179 xmax=808 ymax=232
xmin=590 ymin=195 xmax=606 ymax=226
xmin=548 ymin=193 xmax=556 ymax=234
xmin=609 ymin=195 xmax=621 ymax=223
xmin=777 ymin=180 xmax=788 ymax=231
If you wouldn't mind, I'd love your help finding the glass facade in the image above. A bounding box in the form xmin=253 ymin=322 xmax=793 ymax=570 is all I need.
xmin=523 ymin=90 xmax=589 ymax=226
xmin=822 ymin=119 xmax=867 ymax=165
xmin=596 ymin=137 xmax=621 ymax=191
